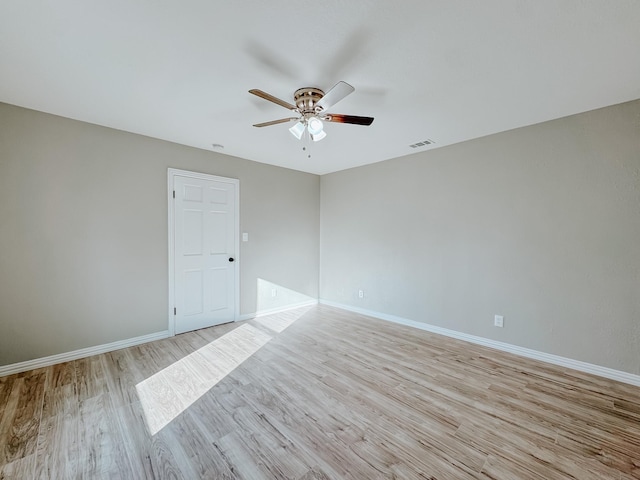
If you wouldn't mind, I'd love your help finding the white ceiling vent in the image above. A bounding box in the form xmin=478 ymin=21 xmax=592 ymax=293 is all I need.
xmin=409 ymin=139 xmax=435 ymax=148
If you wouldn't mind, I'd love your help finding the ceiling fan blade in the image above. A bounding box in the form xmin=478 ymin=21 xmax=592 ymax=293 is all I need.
xmin=316 ymin=81 xmax=355 ymax=111
xmin=325 ymin=114 xmax=374 ymax=126
xmin=249 ymin=89 xmax=296 ymax=110
xmin=253 ymin=117 xmax=299 ymax=127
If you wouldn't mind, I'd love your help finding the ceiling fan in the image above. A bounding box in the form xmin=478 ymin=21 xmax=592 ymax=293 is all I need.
xmin=249 ymin=81 xmax=374 ymax=142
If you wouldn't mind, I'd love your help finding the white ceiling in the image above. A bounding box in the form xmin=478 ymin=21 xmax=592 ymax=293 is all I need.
xmin=2 ymin=1 xmax=639 ymax=175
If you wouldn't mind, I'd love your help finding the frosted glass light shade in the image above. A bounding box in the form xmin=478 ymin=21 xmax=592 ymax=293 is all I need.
xmin=307 ymin=117 xmax=324 ymax=135
xmin=311 ymin=130 xmax=327 ymax=142
xmin=289 ymin=121 xmax=305 ymax=140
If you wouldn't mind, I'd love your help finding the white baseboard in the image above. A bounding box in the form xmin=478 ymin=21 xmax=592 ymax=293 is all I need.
xmin=238 ymin=299 xmax=318 ymax=322
xmin=0 ymin=330 xmax=171 ymax=378
xmin=319 ymin=300 xmax=640 ymax=387
xmin=0 ymin=300 xmax=319 ymax=378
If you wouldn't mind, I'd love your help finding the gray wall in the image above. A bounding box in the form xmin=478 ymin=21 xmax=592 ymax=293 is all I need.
xmin=320 ymin=99 xmax=640 ymax=375
xmin=0 ymin=103 xmax=319 ymax=365
xmin=3 ymin=99 xmax=639 ymax=375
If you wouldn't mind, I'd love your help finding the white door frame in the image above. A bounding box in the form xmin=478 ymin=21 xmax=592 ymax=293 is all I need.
xmin=167 ymin=168 xmax=240 ymax=336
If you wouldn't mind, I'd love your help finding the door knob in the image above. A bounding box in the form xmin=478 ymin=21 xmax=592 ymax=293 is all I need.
xmin=229 ymin=257 xmax=235 ymax=262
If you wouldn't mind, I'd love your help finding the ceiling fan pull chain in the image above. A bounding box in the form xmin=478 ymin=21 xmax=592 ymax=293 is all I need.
xmin=302 ymin=130 xmax=312 ymax=158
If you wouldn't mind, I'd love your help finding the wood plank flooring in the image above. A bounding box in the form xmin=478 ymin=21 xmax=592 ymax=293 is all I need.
xmin=1 ymin=305 xmax=639 ymax=479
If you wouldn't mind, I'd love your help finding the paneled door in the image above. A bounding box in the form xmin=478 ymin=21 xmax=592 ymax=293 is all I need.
xmin=169 ymin=169 xmax=239 ymax=334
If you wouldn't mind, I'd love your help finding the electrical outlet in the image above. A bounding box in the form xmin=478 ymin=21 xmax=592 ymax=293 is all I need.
xmin=358 ymin=290 xmax=364 ymax=298
xmin=271 ymin=289 xmax=277 ymax=297
xmin=494 ymin=315 xmax=504 ymax=328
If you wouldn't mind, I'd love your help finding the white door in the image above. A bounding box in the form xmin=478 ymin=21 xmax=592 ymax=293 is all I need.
xmin=169 ymin=170 xmax=238 ymax=334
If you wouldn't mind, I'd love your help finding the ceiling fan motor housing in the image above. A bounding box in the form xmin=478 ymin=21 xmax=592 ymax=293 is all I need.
xmin=293 ymin=88 xmax=325 ymax=114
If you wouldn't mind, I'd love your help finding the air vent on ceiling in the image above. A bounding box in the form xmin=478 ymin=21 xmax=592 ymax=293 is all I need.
xmin=409 ymin=139 xmax=435 ymax=148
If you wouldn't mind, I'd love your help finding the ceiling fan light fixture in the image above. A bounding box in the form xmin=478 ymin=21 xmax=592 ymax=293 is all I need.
xmin=250 ymin=82 xmax=373 ymax=146
xmin=307 ymin=117 xmax=324 ymax=135
xmin=310 ymin=130 xmax=327 ymax=142
xmin=289 ymin=121 xmax=305 ymax=140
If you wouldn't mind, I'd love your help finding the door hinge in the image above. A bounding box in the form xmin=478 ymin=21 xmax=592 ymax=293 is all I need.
xmin=173 ymin=190 xmax=175 ymax=199
xmin=174 ymin=307 xmax=176 ymax=315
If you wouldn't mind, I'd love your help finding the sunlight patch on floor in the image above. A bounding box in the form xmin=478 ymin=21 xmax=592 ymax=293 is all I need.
xmin=136 ymin=323 xmax=272 ymax=435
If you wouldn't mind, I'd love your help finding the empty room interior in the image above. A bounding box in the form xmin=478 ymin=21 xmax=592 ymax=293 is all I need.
xmin=1 ymin=2 xmax=640 ymax=479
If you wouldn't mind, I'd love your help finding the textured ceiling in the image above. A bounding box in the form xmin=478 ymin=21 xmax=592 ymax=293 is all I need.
xmin=2 ymin=1 xmax=640 ymax=174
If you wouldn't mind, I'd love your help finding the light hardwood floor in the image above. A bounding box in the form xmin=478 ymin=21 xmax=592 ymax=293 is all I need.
xmin=1 ymin=305 xmax=639 ymax=479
